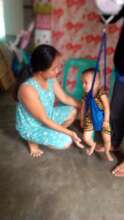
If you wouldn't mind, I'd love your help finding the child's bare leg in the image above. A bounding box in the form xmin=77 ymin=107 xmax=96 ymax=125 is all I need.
xmin=102 ymin=132 xmax=113 ymax=161
xmin=83 ymin=131 xmax=96 ymax=156
xmin=27 ymin=141 xmax=44 ymax=157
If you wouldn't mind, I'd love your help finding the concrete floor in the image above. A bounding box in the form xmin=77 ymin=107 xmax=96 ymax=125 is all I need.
xmin=0 ymin=92 xmax=124 ymax=220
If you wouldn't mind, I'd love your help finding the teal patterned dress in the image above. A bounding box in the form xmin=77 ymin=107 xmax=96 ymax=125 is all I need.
xmin=16 ymin=78 xmax=73 ymax=149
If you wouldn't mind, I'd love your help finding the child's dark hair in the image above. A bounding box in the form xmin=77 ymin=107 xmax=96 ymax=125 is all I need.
xmin=14 ymin=44 xmax=60 ymax=101
xmin=82 ymin=67 xmax=99 ymax=75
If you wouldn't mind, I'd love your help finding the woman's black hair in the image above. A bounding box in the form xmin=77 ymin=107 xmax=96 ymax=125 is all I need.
xmin=14 ymin=44 xmax=60 ymax=101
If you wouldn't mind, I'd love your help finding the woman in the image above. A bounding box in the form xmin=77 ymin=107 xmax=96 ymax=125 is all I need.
xmin=111 ymin=22 xmax=124 ymax=176
xmin=94 ymin=0 xmax=124 ymax=176
xmin=15 ymin=44 xmax=83 ymax=157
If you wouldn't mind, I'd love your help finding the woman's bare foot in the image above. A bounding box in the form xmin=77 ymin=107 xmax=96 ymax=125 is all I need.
xmin=113 ymin=171 xmax=124 ymax=177
xmin=86 ymin=144 xmax=96 ymax=156
xmin=106 ymin=151 xmax=114 ymax=162
xmin=112 ymin=162 xmax=124 ymax=176
xmin=28 ymin=141 xmax=44 ymax=158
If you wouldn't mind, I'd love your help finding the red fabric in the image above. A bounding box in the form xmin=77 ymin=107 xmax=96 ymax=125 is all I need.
xmin=35 ymin=14 xmax=51 ymax=30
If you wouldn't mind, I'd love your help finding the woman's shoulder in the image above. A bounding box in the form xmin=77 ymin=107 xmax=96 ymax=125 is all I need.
xmin=23 ymin=77 xmax=35 ymax=86
xmin=18 ymin=79 xmax=38 ymax=100
xmin=19 ymin=78 xmax=35 ymax=90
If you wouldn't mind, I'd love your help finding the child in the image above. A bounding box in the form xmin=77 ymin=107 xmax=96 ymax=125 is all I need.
xmin=80 ymin=68 xmax=113 ymax=161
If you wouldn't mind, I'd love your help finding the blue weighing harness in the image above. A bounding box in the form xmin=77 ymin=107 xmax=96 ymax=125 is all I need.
xmin=85 ymin=30 xmax=107 ymax=132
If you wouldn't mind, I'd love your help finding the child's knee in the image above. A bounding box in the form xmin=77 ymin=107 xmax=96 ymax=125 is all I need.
xmin=83 ymin=132 xmax=89 ymax=142
xmin=102 ymin=132 xmax=111 ymax=143
xmin=83 ymin=131 xmax=94 ymax=145
xmin=69 ymin=107 xmax=77 ymax=119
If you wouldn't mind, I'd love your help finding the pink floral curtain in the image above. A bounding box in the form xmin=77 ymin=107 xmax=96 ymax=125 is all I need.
xmin=51 ymin=0 xmax=122 ymax=87
xmin=33 ymin=0 xmax=122 ymax=89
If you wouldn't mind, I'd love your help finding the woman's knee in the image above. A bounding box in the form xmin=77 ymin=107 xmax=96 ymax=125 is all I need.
xmin=68 ymin=107 xmax=77 ymax=120
xmin=56 ymin=139 xmax=72 ymax=149
xmin=72 ymin=107 xmax=77 ymax=116
xmin=52 ymin=135 xmax=72 ymax=149
xmin=64 ymin=140 xmax=72 ymax=149
xmin=63 ymin=136 xmax=72 ymax=149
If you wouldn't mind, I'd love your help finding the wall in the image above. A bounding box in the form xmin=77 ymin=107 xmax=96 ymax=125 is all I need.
xmin=51 ymin=0 xmax=123 ymax=89
xmin=3 ymin=0 xmax=24 ymax=36
xmin=23 ymin=0 xmax=33 ymax=28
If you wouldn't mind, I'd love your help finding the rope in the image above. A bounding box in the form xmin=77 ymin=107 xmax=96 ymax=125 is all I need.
xmin=91 ymin=28 xmax=107 ymax=92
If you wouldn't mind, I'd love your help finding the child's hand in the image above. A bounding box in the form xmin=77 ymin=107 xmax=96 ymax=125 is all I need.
xmin=103 ymin=121 xmax=109 ymax=129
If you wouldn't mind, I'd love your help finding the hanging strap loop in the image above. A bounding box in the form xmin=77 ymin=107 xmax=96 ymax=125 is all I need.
xmin=84 ymin=28 xmax=107 ymax=131
xmin=91 ymin=29 xmax=107 ymax=92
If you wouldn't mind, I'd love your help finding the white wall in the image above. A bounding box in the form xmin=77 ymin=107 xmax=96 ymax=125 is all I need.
xmin=3 ymin=0 xmax=24 ymax=36
xmin=0 ymin=0 xmax=5 ymax=38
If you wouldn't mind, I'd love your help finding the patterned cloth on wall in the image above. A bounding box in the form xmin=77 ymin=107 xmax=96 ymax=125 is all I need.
xmin=51 ymin=0 xmax=123 ymax=90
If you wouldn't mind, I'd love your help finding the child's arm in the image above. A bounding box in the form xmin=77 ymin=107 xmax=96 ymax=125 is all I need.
xmin=100 ymin=94 xmax=110 ymax=126
xmin=80 ymin=99 xmax=85 ymax=128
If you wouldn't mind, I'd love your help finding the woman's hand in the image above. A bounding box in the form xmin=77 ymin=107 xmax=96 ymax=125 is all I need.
xmin=53 ymin=79 xmax=81 ymax=109
xmin=70 ymin=131 xmax=84 ymax=149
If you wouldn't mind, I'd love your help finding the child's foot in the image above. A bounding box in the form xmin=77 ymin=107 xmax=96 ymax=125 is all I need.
xmin=95 ymin=145 xmax=119 ymax=153
xmin=106 ymin=151 xmax=114 ymax=162
xmin=95 ymin=145 xmax=105 ymax=152
xmin=86 ymin=144 xmax=96 ymax=156
xmin=28 ymin=142 xmax=44 ymax=158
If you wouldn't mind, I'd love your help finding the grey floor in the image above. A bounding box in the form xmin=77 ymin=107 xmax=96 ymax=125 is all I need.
xmin=0 ymin=92 xmax=124 ymax=220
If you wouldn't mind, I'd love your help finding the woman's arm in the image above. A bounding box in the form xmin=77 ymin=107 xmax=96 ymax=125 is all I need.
xmin=18 ymin=84 xmax=83 ymax=147
xmin=18 ymin=84 xmax=74 ymax=136
xmin=53 ymin=78 xmax=81 ymax=109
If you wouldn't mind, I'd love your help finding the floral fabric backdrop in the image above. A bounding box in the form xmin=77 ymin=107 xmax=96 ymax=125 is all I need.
xmin=33 ymin=0 xmax=123 ymax=90
xmin=51 ymin=0 xmax=123 ymax=89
